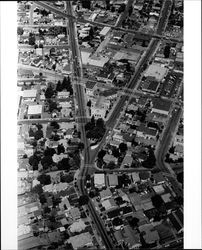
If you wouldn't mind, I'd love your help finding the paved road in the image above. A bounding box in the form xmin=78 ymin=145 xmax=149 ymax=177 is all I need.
xmin=66 ymin=2 xmax=114 ymax=248
xmin=17 ymin=117 xmax=75 ymax=125
xmin=18 ymin=44 xmax=69 ymax=49
xmin=18 ymin=64 xmax=64 ymax=79
xmin=156 ymin=107 xmax=183 ymax=197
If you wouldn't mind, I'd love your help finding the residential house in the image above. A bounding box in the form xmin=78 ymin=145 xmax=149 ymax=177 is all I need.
xmin=100 ymin=188 xmax=112 ymax=201
xmin=103 ymin=154 xmax=118 ymax=165
xmin=85 ymin=81 xmax=97 ymax=96
xmin=139 ymin=224 xmax=160 ymax=245
xmin=67 ymin=232 xmax=93 ymax=249
xmin=101 ymin=198 xmax=117 ymax=211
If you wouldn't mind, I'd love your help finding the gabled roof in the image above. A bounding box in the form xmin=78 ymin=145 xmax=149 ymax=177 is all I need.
xmin=85 ymin=81 xmax=97 ymax=89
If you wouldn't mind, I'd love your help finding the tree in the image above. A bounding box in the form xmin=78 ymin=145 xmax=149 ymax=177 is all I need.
xmin=50 ymin=121 xmax=60 ymax=130
xmin=41 ymin=155 xmax=53 ymax=170
xmin=118 ymin=3 xmax=126 ymax=13
xmin=164 ymin=45 xmax=171 ymax=58
xmin=39 ymin=193 xmax=47 ymax=204
xmin=34 ymin=129 xmax=43 ymax=140
xmin=44 ymin=147 xmax=56 ymax=157
xmin=177 ymin=172 xmax=183 ymax=184
xmin=57 ymin=157 xmax=70 ymax=171
xmin=87 ymin=99 xmax=92 ymax=108
xmin=128 ymin=6 xmax=133 ymax=16
xmin=37 ymin=174 xmax=51 ymax=185
xmin=169 ymin=146 xmax=175 ymax=154
xmin=81 ymin=0 xmax=91 ymax=9
xmin=91 ymin=115 xmax=95 ymax=126
xmin=61 ymin=174 xmax=74 ymax=183
xmin=39 ymin=43 xmax=44 ymax=48
xmin=119 ymin=142 xmax=128 ymax=153
xmin=57 ymin=144 xmax=65 ymax=154
xmin=107 ymin=161 xmax=116 ymax=169
xmin=96 ymin=118 xmax=105 ymax=128
xmin=31 ymin=184 xmax=43 ymax=195
xmin=29 ymin=154 xmax=40 ymax=169
xmin=78 ymin=142 xmax=84 ymax=151
xmin=45 ymin=86 xmax=55 ymax=99
xmin=112 ymin=148 xmax=120 ymax=158
xmin=111 ymin=5 xmax=115 ymax=12
xmin=17 ymin=27 xmax=24 ymax=36
xmin=78 ymin=195 xmax=89 ymax=206
xmin=151 ymin=195 xmax=164 ymax=209
xmin=142 ymin=149 xmax=156 ymax=168
xmin=56 ymin=80 xmax=63 ymax=92
xmin=129 ymin=217 xmax=139 ymax=228
xmin=44 ymin=206 xmax=51 ymax=214
xmin=85 ymin=121 xmax=95 ymax=131
xmin=36 ymin=123 xmax=43 ymax=130
xmin=28 ymin=33 xmax=36 ymax=45
xmin=48 ymin=100 xmax=58 ymax=113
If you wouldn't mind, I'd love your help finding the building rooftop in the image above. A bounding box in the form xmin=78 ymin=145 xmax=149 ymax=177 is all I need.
xmin=85 ymin=81 xmax=97 ymax=89
xmin=67 ymin=232 xmax=93 ymax=249
xmin=100 ymin=26 xmax=111 ymax=36
xmin=27 ymin=105 xmax=43 ymax=115
xmin=94 ymin=173 xmax=105 ymax=187
xmin=23 ymin=89 xmax=37 ymax=98
xmin=152 ymin=98 xmax=172 ymax=112
xmin=108 ymin=174 xmax=118 ymax=187
xmin=144 ymin=64 xmax=168 ymax=82
xmin=100 ymin=188 xmax=112 ymax=200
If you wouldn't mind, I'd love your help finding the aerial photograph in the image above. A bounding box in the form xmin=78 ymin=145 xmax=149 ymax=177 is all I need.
xmin=17 ymin=0 xmax=183 ymax=249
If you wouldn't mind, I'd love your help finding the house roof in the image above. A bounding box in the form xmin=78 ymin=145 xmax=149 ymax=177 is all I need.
xmin=103 ymin=154 xmax=117 ymax=163
xmin=94 ymin=173 xmax=105 ymax=187
xmin=85 ymin=81 xmax=97 ymax=89
xmin=100 ymin=88 xmax=117 ymax=97
xmin=144 ymin=64 xmax=168 ymax=82
xmin=153 ymin=172 xmax=165 ymax=183
xmin=101 ymin=198 xmax=117 ymax=210
xmin=23 ymin=89 xmax=37 ymax=98
xmin=100 ymin=188 xmax=112 ymax=200
xmin=136 ymin=124 xmax=157 ymax=136
xmin=152 ymin=98 xmax=172 ymax=112
xmin=108 ymin=174 xmax=118 ymax=186
xmin=27 ymin=105 xmax=42 ymax=115
xmin=69 ymin=207 xmax=81 ymax=219
xmin=67 ymin=232 xmax=92 ymax=249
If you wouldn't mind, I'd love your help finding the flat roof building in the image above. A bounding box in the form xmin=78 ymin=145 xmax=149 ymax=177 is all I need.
xmin=144 ymin=64 xmax=168 ymax=82
xmin=108 ymin=174 xmax=118 ymax=187
xmin=94 ymin=173 xmax=105 ymax=189
xmin=23 ymin=89 xmax=37 ymax=99
xmin=151 ymin=98 xmax=172 ymax=115
xmin=27 ymin=105 xmax=42 ymax=118
xmin=100 ymin=26 xmax=111 ymax=36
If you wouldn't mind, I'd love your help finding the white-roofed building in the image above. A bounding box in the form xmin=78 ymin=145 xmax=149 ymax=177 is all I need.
xmin=67 ymin=232 xmax=93 ymax=249
xmin=144 ymin=64 xmax=168 ymax=82
xmin=27 ymin=105 xmax=42 ymax=119
xmin=100 ymin=188 xmax=112 ymax=200
xmin=23 ymin=89 xmax=37 ymax=100
xmin=69 ymin=219 xmax=86 ymax=233
xmin=131 ymin=172 xmax=140 ymax=183
xmin=94 ymin=173 xmax=105 ymax=189
xmin=101 ymin=198 xmax=117 ymax=210
xmin=100 ymin=26 xmax=111 ymax=36
xmin=153 ymin=184 xmax=165 ymax=194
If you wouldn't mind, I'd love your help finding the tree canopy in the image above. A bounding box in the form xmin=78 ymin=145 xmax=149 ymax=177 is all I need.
xmin=37 ymin=174 xmax=51 ymax=185
xmin=78 ymin=195 xmax=89 ymax=206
